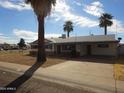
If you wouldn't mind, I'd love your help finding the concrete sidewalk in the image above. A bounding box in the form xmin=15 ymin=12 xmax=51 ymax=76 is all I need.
xmin=0 ymin=61 xmax=124 ymax=93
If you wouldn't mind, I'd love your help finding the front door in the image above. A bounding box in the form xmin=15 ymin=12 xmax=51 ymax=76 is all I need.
xmin=87 ymin=45 xmax=91 ymax=55
xmin=57 ymin=45 xmax=61 ymax=54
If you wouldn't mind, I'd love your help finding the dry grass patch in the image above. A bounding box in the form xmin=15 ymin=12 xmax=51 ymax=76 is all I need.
xmin=114 ymin=56 xmax=124 ymax=81
xmin=0 ymin=51 xmax=66 ymax=67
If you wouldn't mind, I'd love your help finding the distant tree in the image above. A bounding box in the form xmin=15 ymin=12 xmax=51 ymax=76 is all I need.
xmin=118 ymin=37 xmax=122 ymax=42
xmin=63 ymin=21 xmax=73 ymax=37
xmin=99 ymin=13 xmax=113 ymax=35
xmin=18 ymin=38 xmax=26 ymax=49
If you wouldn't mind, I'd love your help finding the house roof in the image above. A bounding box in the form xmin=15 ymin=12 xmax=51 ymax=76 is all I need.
xmin=30 ymin=39 xmax=52 ymax=45
xmin=30 ymin=34 xmax=119 ymax=45
xmin=49 ymin=34 xmax=118 ymax=44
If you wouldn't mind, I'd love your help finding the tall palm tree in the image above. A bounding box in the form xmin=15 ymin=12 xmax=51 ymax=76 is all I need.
xmin=25 ymin=0 xmax=56 ymax=63
xmin=99 ymin=13 xmax=113 ymax=35
xmin=63 ymin=21 xmax=73 ymax=37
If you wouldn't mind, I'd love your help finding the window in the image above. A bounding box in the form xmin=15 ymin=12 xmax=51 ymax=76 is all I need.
xmin=62 ymin=45 xmax=72 ymax=50
xmin=31 ymin=45 xmax=37 ymax=49
xmin=45 ymin=44 xmax=52 ymax=49
xmin=97 ymin=44 xmax=109 ymax=48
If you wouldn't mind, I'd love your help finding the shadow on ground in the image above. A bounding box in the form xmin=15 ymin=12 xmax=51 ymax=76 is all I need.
xmin=1 ymin=62 xmax=44 ymax=93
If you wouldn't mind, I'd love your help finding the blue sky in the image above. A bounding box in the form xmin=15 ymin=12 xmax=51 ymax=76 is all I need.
xmin=0 ymin=0 xmax=124 ymax=44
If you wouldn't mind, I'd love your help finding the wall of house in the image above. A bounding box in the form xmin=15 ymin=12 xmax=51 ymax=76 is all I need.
xmin=45 ymin=44 xmax=55 ymax=55
xmin=78 ymin=44 xmax=87 ymax=56
xmin=118 ymin=45 xmax=124 ymax=55
xmin=76 ymin=44 xmax=80 ymax=52
xmin=91 ymin=43 xmax=118 ymax=56
xmin=30 ymin=42 xmax=118 ymax=57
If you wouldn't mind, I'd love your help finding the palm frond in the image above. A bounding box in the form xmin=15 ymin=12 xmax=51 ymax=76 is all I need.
xmin=25 ymin=0 xmax=56 ymax=17
xmin=99 ymin=13 xmax=113 ymax=27
xmin=63 ymin=21 xmax=73 ymax=32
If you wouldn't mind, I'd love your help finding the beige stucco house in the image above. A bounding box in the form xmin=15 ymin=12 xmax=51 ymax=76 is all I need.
xmin=30 ymin=34 xmax=119 ymax=57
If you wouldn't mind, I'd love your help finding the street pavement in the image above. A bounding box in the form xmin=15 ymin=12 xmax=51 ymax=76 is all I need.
xmin=0 ymin=61 xmax=124 ymax=93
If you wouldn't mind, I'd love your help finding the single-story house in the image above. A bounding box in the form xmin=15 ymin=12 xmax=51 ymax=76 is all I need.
xmin=30 ymin=34 xmax=119 ymax=57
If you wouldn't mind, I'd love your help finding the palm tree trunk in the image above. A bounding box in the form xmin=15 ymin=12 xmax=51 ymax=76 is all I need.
xmin=105 ymin=25 xmax=107 ymax=35
xmin=67 ymin=31 xmax=69 ymax=37
xmin=37 ymin=15 xmax=46 ymax=63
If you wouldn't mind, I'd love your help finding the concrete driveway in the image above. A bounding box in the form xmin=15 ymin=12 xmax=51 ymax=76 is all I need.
xmin=39 ymin=61 xmax=116 ymax=93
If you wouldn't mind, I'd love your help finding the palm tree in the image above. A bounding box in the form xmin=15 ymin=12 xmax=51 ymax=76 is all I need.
xmin=63 ymin=21 xmax=73 ymax=37
xmin=25 ymin=0 xmax=56 ymax=63
xmin=99 ymin=13 xmax=113 ymax=35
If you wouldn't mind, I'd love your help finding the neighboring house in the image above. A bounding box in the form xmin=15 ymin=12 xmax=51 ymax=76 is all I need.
xmin=0 ymin=43 xmax=18 ymax=50
xmin=0 ymin=44 xmax=3 ymax=50
xmin=2 ymin=43 xmax=10 ymax=50
xmin=10 ymin=44 xmax=19 ymax=50
xmin=30 ymin=34 xmax=119 ymax=57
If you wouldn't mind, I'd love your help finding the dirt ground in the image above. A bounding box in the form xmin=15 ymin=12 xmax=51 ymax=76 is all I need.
xmin=114 ymin=56 xmax=124 ymax=81
xmin=0 ymin=50 xmax=66 ymax=67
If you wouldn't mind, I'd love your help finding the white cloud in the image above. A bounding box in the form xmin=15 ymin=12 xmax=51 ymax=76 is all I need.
xmin=0 ymin=36 xmax=8 ymax=43
xmin=0 ymin=33 xmax=3 ymax=36
xmin=0 ymin=0 xmax=98 ymax=27
xmin=1 ymin=29 xmax=61 ymax=43
xmin=13 ymin=29 xmax=61 ymax=42
xmin=0 ymin=33 xmax=17 ymax=44
xmin=83 ymin=1 xmax=124 ymax=33
xmin=108 ymin=19 xmax=124 ymax=33
xmin=45 ymin=34 xmax=61 ymax=38
xmin=72 ymin=1 xmax=82 ymax=6
xmin=0 ymin=0 xmax=31 ymax=11
xmin=13 ymin=29 xmax=37 ymax=42
xmin=83 ymin=1 xmax=104 ymax=17
xmin=51 ymin=0 xmax=98 ymax=27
